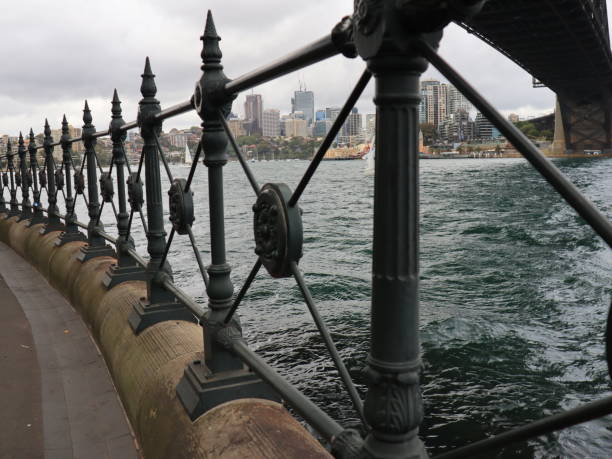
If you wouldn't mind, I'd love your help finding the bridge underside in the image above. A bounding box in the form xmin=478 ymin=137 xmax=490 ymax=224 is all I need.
xmin=463 ymin=0 xmax=612 ymax=153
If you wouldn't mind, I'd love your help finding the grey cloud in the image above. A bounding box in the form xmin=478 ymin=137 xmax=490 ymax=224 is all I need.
xmin=1 ymin=0 xmax=598 ymax=135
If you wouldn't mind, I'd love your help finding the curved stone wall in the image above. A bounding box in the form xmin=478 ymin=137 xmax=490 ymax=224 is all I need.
xmin=0 ymin=214 xmax=330 ymax=459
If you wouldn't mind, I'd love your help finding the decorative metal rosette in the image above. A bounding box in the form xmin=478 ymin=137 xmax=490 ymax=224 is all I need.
xmin=15 ymin=172 xmax=21 ymax=187
xmin=39 ymin=170 xmax=47 ymax=188
xmin=73 ymin=171 xmax=85 ymax=194
xmin=2 ymin=173 xmax=8 ymax=187
xmin=168 ymin=178 xmax=194 ymax=235
xmin=55 ymin=168 xmax=64 ymax=190
xmin=252 ymin=183 xmax=303 ymax=278
xmin=99 ymin=172 xmax=114 ymax=202
xmin=127 ymin=172 xmax=143 ymax=211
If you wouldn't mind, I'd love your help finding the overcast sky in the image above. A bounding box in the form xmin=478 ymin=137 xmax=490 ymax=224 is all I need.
xmin=1 ymin=0 xmax=609 ymax=136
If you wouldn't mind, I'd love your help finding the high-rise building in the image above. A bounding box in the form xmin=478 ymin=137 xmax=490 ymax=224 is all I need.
xmin=262 ymin=109 xmax=280 ymax=137
xmin=340 ymin=107 xmax=363 ymax=143
xmin=420 ymin=79 xmax=448 ymax=128
xmin=447 ymin=85 xmax=472 ymax=117
xmin=291 ymin=90 xmax=314 ymax=125
xmin=315 ymin=110 xmax=326 ymax=121
xmin=244 ymin=94 xmax=263 ymax=135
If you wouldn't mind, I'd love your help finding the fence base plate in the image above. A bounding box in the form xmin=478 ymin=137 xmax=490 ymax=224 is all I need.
xmin=103 ymin=264 xmax=147 ymax=289
xmin=128 ymin=298 xmax=197 ymax=334
xmin=76 ymin=244 xmax=116 ymax=262
xmin=177 ymin=360 xmax=281 ymax=421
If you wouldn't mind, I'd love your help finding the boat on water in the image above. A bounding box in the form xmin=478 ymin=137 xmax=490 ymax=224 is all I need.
xmin=184 ymin=144 xmax=192 ymax=165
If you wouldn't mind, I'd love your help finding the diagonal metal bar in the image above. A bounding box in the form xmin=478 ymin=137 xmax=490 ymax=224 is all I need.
xmin=125 ymin=208 xmax=135 ymax=240
xmin=153 ymin=133 xmax=174 ymax=183
xmin=186 ymin=224 xmax=209 ymax=288
xmin=416 ymin=40 xmax=612 ymax=248
xmin=158 ymin=226 xmax=175 ymax=271
xmin=92 ymin=149 xmax=104 ymax=175
xmin=110 ymin=199 xmax=119 ymax=221
xmin=139 ymin=208 xmax=148 ymax=234
xmin=224 ymin=258 xmax=262 ymax=324
xmin=184 ymin=141 xmax=202 ymax=193
xmin=434 ymin=395 xmax=612 ymax=459
xmin=290 ymin=261 xmax=365 ymax=425
xmin=95 ymin=200 xmax=105 ymax=225
xmin=289 ymin=69 xmax=371 ymax=207
xmin=218 ymin=112 xmax=260 ymax=196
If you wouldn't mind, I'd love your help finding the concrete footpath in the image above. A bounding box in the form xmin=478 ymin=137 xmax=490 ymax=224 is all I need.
xmin=0 ymin=242 xmax=139 ymax=459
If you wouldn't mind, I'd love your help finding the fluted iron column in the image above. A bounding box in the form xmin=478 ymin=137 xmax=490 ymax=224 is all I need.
xmin=77 ymin=102 xmax=114 ymax=259
xmin=28 ymin=129 xmax=45 ymax=225
xmin=17 ymin=132 xmax=31 ymax=220
xmin=104 ymin=89 xmax=145 ymax=287
xmin=57 ymin=115 xmax=86 ymax=244
xmin=128 ymin=58 xmax=194 ymax=332
xmin=41 ymin=119 xmax=64 ymax=233
xmin=351 ymin=1 xmax=484 ymax=457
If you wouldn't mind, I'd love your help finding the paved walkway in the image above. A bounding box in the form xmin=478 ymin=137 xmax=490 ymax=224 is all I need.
xmin=0 ymin=242 xmax=140 ymax=459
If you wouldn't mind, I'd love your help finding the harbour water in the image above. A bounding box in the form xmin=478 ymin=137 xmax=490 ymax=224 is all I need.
xmin=75 ymin=157 xmax=612 ymax=457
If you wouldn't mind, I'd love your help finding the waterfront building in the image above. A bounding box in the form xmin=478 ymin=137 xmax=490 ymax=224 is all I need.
xmin=227 ymin=119 xmax=247 ymax=138
xmin=508 ymin=113 xmax=520 ymax=123
xmin=291 ymin=89 xmax=314 ymax=125
xmin=282 ymin=118 xmax=308 ymax=138
xmin=325 ymin=107 xmax=341 ymax=122
xmin=439 ymin=109 xmax=474 ymax=143
xmin=475 ymin=112 xmax=503 ymax=140
xmin=244 ymin=94 xmax=263 ymax=135
xmin=315 ymin=109 xmax=326 ymax=121
xmin=262 ymin=109 xmax=280 ymax=137
xmin=340 ymin=108 xmax=363 ymax=144
xmin=313 ymin=119 xmax=332 ymax=137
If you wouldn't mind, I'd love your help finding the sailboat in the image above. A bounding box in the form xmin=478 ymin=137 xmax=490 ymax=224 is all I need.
xmin=184 ymin=144 xmax=192 ymax=165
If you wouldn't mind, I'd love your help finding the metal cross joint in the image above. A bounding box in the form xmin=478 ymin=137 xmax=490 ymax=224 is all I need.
xmin=214 ymin=323 xmax=244 ymax=350
xmin=331 ymin=16 xmax=358 ymax=58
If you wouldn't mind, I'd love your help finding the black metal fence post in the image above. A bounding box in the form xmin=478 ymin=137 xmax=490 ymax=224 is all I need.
xmin=128 ymin=58 xmax=194 ymax=332
xmin=177 ymin=10 xmax=278 ymax=421
xmin=352 ymin=3 xmax=437 ymax=458
xmin=104 ymin=89 xmax=146 ymax=287
xmin=77 ymin=102 xmax=115 ymax=260
xmin=41 ymin=119 xmax=64 ymax=234
xmin=6 ymin=138 xmax=19 ymax=217
xmin=28 ymin=129 xmax=45 ymax=225
xmin=17 ymin=132 xmax=31 ymax=221
xmin=56 ymin=115 xmax=86 ymax=245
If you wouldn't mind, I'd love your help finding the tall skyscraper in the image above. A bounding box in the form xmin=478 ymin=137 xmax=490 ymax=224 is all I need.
xmin=244 ymin=94 xmax=263 ymax=135
xmin=292 ymin=89 xmax=314 ymax=125
xmin=262 ymin=109 xmax=280 ymax=137
xmin=420 ymin=79 xmax=448 ymax=128
xmin=447 ymin=85 xmax=472 ymax=117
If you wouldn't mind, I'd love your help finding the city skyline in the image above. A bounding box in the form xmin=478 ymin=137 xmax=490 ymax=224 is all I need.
xmin=2 ymin=0 xmax=609 ymax=136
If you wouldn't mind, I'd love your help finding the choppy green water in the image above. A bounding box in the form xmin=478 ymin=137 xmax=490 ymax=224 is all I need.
xmin=79 ymin=157 xmax=612 ymax=457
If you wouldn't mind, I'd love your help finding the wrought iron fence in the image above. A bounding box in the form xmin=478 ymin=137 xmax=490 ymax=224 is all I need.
xmin=2 ymin=1 xmax=612 ymax=457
